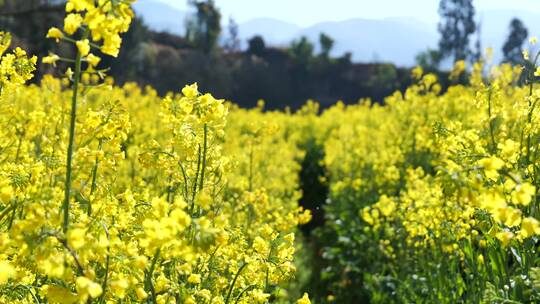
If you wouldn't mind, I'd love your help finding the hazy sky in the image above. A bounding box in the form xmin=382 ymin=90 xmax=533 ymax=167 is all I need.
xmin=155 ymin=0 xmax=540 ymax=26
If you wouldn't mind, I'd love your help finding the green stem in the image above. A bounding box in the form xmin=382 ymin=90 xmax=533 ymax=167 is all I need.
xmin=19 ymin=285 xmax=40 ymax=304
xmin=145 ymin=248 xmax=161 ymax=304
xmin=98 ymin=224 xmax=110 ymax=304
xmin=89 ymin=140 xmax=103 ymax=215
xmin=0 ymin=203 xmax=15 ymax=223
xmin=486 ymin=87 xmax=497 ymax=154
xmin=63 ymin=41 xmax=84 ymax=233
xmin=225 ymin=262 xmax=248 ymax=304
xmin=189 ymin=146 xmax=202 ymax=215
xmin=178 ymin=161 xmax=190 ymax=202
xmin=234 ymin=285 xmax=256 ymax=304
xmin=198 ymin=124 xmax=208 ymax=192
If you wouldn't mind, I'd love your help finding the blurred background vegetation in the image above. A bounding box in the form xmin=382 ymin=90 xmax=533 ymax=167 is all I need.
xmin=1 ymin=0 xmax=533 ymax=109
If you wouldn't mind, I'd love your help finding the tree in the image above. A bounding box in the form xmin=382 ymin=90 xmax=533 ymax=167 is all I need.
xmin=290 ymin=36 xmax=314 ymax=66
xmin=224 ymin=17 xmax=240 ymax=52
xmin=338 ymin=52 xmax=352 ymax=65
xmin=367 ymin=64 xmax=399 ymax=100
xmin=0 ymin=0 xmax=63 ymax=15
xmin=185 ymin=0 xmax=221 ymax=54
xmin=502 ymin=18 xmax=528 ymax=65
xmin=415 ymin=48 xmax=442 ymax=70
xmin=438 ymin=0 xmax=476 ymax=62
xmin=247 ymin=35 xmax=265 ymax=56
xmin=319 ymin=32 xmax=334 ymax=59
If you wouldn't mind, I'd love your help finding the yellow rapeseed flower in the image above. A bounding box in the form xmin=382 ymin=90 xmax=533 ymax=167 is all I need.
xmin=478 ymin=156 xmax=505 ymax=180
xmin=76 ymin=39 xmax=90 ymax=56
xmin=0 ymin=260 xmax=15 ymax=284
xmin=42 ymin=54 xmax=60 ymax=66
xmin=46 ymin=27 xmax=64 ymax=41
xmin=520 ymin=217 xmax=540 ymax=239
xmin=76 ymin=277 xmax=103 ymax=299
xmin=297 ymin=293 xmax=311 ymax=304
xmin=63 ymin=13 xmax=83 ymax=35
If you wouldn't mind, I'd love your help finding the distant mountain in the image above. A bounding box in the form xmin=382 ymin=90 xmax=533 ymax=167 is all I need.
xmin=294 ymin=17 xmax=438 ymax=66
xmin=133 ymin=0 xmax=188 ymax=35
xmin=237 ymin=18 xmax=301 ymax=46
xmin=235 ymin=17 xmax=439 ymax=66
xmin=134 ymin=1 xmax=540 ymax=67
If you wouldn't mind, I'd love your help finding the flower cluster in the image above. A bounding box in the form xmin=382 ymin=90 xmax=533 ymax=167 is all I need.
xmin=44 ymin=0 xmax=135 ymax=77
xmin=0 ymin=32 xmax=36 ymax=93
xmin=0 ymin=79 xmax=312 ymax=304
xmin=315 ymin=47 xmax=540 ymax=302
